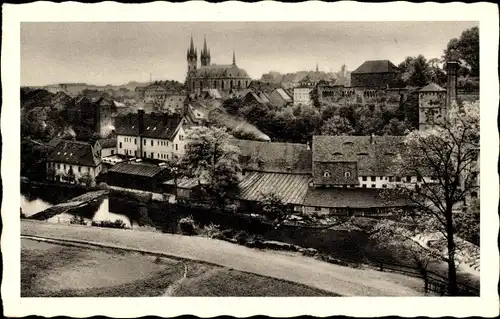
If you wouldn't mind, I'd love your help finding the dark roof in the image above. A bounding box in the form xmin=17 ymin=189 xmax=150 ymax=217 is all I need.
xmin=303 ymin=188 xmax=410 ymax=208
xmin=352 ymin=60 xmax=398 ymax=74
xmin=47 ymin=140 xmax=101 ymax=167
xmin=237 ymin=172 xmax=311 ymax=205
xmin=419 ymin=83 xmax=446 ymax=92
xmin=312 ymin=135 xmax=404 ymax=176
xmin=108 ymin=161 xmax=166 ymax=177
xmin=114 ymin=113 xmax=184 ymax=139
xmin=98 ymin=137 xmax=117 ymax=148
xmin=231 ymin=139 xmax=312 ymax=174
xmin=194 ymin=64 xmax=250 ymax=78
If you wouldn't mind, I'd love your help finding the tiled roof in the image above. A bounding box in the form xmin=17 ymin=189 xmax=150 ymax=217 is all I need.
xmin=231 ymin=139 xmax=312 ymax=174
xmin=47 ymin=139 xmax=101 ymax=167
xmin=352 ymin=60 xmax=398 ymax=74
xmin=237 ymin=172 xmax=311 ymax=205
xmin=163 ymin=95 xmax=187 ymax=112
xmin=114 ymin=113 xmax=184 ymax=140
xmin=312 ymin=135 xmax=404 ymax=176
xmin=419 ymin=82 xmax=446 ymax=92
xmin=275 ymin=88 xmax=292 ymax=102
xmin=303 ymin=188 xmax=410 ymax=208
xmin=108 ymin=161 xmax=166 ymax=177
xmin=98 ymin=137 xmax=117 ymax=148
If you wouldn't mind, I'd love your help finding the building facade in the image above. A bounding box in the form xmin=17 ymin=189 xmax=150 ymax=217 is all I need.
xmin=418 ymin=83 xmax=447 ymax=131
xmin=185 ymin=36 xmax=251 ymax=94
xmin=46 ymin=139 xmax=103 ymax=186
xmin=351 ymin=60 xmax=398 ymax=88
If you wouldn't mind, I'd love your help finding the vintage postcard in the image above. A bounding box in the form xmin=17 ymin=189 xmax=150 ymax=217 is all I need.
xmin=2 ymin=1 xmax=499 ymax=317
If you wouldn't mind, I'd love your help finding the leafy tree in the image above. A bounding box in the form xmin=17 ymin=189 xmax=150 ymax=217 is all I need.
xmin=382 ymin=118 xmax=410 ymax=136
xmin=222 ymin=98 xmax=244 ymax=116
xmin=182 ymin=126 xmax=241 ymax=210
xmin=442 ymin=27 xmax=479 ymax=77
xmin=320 ymin=115 xmax=355 ymax=136
xmin=384 ymin=101 xmax=479 ymax=295
xmin=260 ymin=191 xmax=291 ymax=226
xmin=309 ymin=86 xmax=321 ymax=108
xmin=397 ymin=55 xmax=433 ymax=87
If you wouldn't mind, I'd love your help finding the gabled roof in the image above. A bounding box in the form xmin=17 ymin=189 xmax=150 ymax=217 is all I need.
xmin=231 ymin=139 xmax=312 ymax=174
xmin=108 ymin=161 xmax=166 ymax=177
xmin=114 ymin=113 xmax=184 ymax=140
xmin=419 ymin=82 xmax=446 ymax=92
xmin=352 ymin=60 xmax=398 ymax=74
xmin=274 ymin=88 xmax=292 ymax=102
xmin=303 ymin=188 xmax=410 ymax=208
xmin=47 ymin=139 xmax=101 ymax=167
xmin=312 ymin=135 xmax=404 ymax=176
xmin=98 ymin=137 xmax=117 ymax=148
xmin=244 ymin=91 xmax=267 ymax=104
xmin=194 ymin=64 xmax=250 ymax=78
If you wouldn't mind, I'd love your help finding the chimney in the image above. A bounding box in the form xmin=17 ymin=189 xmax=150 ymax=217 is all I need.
xmin=138 ymin=108 xmax=145 ymax=135
xmin=446 ymin=60 xmax=459 ymax=110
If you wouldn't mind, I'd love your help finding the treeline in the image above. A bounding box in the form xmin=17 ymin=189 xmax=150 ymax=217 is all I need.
xmin=222 ymin=94 xmax=418 ymax=144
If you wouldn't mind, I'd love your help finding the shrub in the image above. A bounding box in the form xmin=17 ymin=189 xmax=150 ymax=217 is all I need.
xmin=98 ymin=182 xmax=109 ymax=190
xmin=200 ymin=223 xmax=222 ymax=239
xmin=233 ymin=230 xmax=250 ymax=245
xmin=70 ymin=215 xmax=87 ymax=225
xmin=178 ymin=216 xmax=198 ymax=235
xmin=91 ymin=219 xmax=127 ymax=229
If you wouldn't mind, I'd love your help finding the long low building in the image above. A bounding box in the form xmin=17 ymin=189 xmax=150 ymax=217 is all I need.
xmin=106 ymin=161 xmax=170 ymax=192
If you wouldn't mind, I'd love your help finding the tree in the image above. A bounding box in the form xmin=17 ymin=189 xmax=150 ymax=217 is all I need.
xmin=260 ymin=191 xmax=291 ymax=226
xmin=320 ymin=115 xmax=355 ymax=136
xmin=182 ymin=126 xmax=241 ymax=210
xmin=442 ymin=27 xmax=479 ymax=77
xmin=386 ymin=101 xmax=479 ymax=295
xmin=382 ymin=118 xmax=410 ymax=136
xmin=397 ymin=55 xmax=433 ymax=87
xmin=309 ymin=86 xmax=321 ymax=108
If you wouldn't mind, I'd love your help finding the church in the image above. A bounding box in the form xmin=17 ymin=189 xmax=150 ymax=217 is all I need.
xmin=185 ymin=36 xmax=251 ymax=94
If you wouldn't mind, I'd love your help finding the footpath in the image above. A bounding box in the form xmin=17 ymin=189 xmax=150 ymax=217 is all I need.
xmin=22 ymin=220 xmax=425 ymax=297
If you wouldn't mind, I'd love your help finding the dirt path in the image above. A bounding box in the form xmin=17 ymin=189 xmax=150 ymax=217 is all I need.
xmin=163 ymin=263 xmax=188 ymax=296
xmin=22 ymin=220 xmax=425 ymax=296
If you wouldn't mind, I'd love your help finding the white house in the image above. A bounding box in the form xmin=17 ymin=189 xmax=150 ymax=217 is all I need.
xmin=115 ymin=109 xmax=188 ymax=161
xmin=46 ymin=139 xmax=102 ymax=186
xmin=293 ymin=86 xmax=313 ymax=106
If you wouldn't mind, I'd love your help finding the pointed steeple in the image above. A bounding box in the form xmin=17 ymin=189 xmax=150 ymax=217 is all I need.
xmin=232 ymin=50 xmax=236 ymax=65
xmin=203 ymin=35 xmax=208 ymax=54
xmin=316 ymin=63 xmax=319 ymax=72
xmin=201 ymin=35 xmax=210 ymax=66
xmin=189 ymin=34 xmax=195 ymax=54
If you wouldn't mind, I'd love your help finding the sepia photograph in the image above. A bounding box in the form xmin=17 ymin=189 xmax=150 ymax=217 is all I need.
xmin=2 ymin=1 xmax=499 ymax=318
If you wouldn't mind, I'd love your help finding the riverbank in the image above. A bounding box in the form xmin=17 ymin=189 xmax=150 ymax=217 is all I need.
xmin=22 ymin=238 xmax=337 ymax=297
xmin=22 ymin=220 xmax=426 ymax=296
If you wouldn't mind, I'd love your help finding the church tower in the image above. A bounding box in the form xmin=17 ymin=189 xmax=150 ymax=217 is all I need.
xmin=201 ymin=36 xmax=211 ymax=66
xmin=187 ymin=35 xmax=198 ymax=75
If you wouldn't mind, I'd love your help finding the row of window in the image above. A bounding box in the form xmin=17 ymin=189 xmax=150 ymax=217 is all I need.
xmin=360 ymin=176 xmax=424 ymax=183
xmin=119 ymin=141 xmax=179 ymax=150
xmin=47 ymin=162 xmax=86 ymax=173
xmin=123 ymin=149 xmax=177 ymax=159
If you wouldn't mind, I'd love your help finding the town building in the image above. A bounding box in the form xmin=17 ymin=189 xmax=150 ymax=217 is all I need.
xmin=45 ymin=139 xmax=102 ymax=186
xmin=185 ymin=36 xmax=251 ymax=94
xmin=268 ymin=88 xmax=293 ymax=108
xmin=114 ymin=109 xmax=188 ymax=161
xmin=418 ymin=82 xmax=447 ymax=131
xmin=242 ymin=91 xmax=269 ymax=106
xmin=163 ymin=95 xmax=188 ymax=114
xmin=351 ymin=60 xmax=398 ymax=88
xmin=293 ymin=86 xmax=313 ymax=106
xmin=106 ymin=160 xmax=170 ymax=193
xmin=97 ymin=137 xmax=117 ymax=157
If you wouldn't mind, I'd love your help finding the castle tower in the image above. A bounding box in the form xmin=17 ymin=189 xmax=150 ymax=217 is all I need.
xmin=187 ymin=35 xmax=198 ymax=75
xmin=201 ymin=36 xmax=211 ymax=66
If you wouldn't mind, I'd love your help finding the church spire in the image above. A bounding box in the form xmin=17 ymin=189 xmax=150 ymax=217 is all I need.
xmin=232 ymin=50 xmax=236 ymax=65
xmin=189 ymin=34 xmax=195 ymax=54
xmin=316 ymin=63 xmax=319 ymax=72
xmin=203 ymin=35 xmax=208 ymax=54
xmin=201 ymin=35 xmax=210 ymax=66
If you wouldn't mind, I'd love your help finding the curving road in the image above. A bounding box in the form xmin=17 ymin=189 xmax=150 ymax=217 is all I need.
xmin=21 ymin=220 xmax=425 ymax=296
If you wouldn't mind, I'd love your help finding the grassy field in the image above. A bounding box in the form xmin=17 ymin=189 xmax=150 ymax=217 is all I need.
xmin=22 ymin=239 xmax=338 ymax=297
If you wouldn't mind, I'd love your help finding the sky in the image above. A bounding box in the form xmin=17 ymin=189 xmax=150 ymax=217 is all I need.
xmin=21 ymin=21 xmax=478 ymax=86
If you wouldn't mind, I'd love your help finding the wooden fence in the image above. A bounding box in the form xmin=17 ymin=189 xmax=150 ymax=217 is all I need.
xmin=375 ymin=260 xmax=479 ymax=296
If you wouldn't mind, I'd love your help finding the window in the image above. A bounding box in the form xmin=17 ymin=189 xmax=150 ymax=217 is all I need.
xmin=417 ymin=176 xmax=422 ymax=182
xmin=382 ymin=184 xmax=387 ymax=188
xmin=389 ymin=176 xmax=394 ymax=182
xmin=144 ymin=139 xmax=147 ymax=145
xmin=344 ymin=172 xmax=351 ymax=177
xmin=158 ymin=141 xmax=160 ymax=146
xmin=166 ymin=154 xmax=169 ymax=159
xmin=151 ymin=140 xmax=154 ymax=146
xmin=134 ymin=138 xmax=137 ymax=145
xmin=362 ymin=184 xmax=367 ymax=188
xmin=371 ymin=176 xmax=376 ymax=181
xmin=324 ymin=171 xmax=331 ymax=177
xmin=362 ymin=176 xmax=367 ymax=181
xmin=143 ymin=152 xmax=146 ymax=157
xmin=314 ymin=207 xmax=320 ymax=212
xmin=175 ymin=144 xmax=178 ymax=151
xmin=64 ymin=164 xmax=66 ymax=170
xmin=78 ymin=167 xmax=81 ymax=173
xmin=119 ymin=142 xmax=122 ymax=148
xmin=406 ymin=176 xmax=412 ymax=183
xmin=371 ymin=184 xmax=375 ymax=188
xmin=134 ymin=151 xmax=137 ymax=157
xmin=151 ymin=152 xmax=154 ymax=158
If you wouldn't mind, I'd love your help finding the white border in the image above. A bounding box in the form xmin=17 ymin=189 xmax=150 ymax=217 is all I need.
xmin=2 ymin=1 xmax=499 ymax=317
